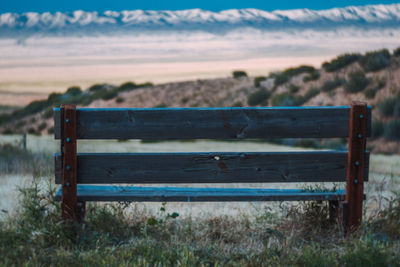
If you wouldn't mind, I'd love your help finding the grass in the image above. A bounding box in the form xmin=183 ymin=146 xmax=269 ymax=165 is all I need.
xmin=1 ymin=180 xmax=400 ymax=266
xmin=0 ymin=141 xmax=399 ymax=265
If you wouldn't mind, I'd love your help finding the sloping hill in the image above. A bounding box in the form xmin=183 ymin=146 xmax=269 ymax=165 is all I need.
xmin=1 ymin=48 xmax=400 ymax=153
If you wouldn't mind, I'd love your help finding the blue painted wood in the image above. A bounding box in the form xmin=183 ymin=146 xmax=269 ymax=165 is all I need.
xmin=54 ymin=106 xmax=372 ymax=139
xmin=55 ymin=185 xmax=346 ymax=202
xmin=55 ymin=151 xmax=370 ymax=184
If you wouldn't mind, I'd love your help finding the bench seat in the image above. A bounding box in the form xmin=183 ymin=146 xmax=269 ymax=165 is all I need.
xmin=56 ymin=185 xmax=345 ymax=202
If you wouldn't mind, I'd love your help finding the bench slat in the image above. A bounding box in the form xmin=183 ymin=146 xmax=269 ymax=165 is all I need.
xmin=55 ymin=151 xmax=369 ymax=184
xmin=54 ymin=107 xmax=371 ymax=139
xmin=55 ymin=186 xmax=346 ymax=202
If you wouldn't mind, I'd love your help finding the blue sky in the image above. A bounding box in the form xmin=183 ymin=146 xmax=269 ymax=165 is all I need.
xmin=2 ymin=0 xmax=400 ymax=13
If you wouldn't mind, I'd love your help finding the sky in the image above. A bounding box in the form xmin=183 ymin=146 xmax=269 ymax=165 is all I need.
xmin=2 ymin=0 xmax=400 ymax=13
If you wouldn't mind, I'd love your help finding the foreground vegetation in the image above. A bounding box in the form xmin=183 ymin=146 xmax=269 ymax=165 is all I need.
xmin=1 ymin=180 xmax=399 ymax=266
xmin=0 ymin=143 xmax=400 ymax=266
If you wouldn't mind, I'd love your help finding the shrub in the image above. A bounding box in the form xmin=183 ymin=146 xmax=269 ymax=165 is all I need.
xmin=321 ymin=78 xmax=344 ymax=92
xmin=303 ymin=87 xmax=320 ymax=102
xmin=364 ymin=88 xmax=376 ymax=99
xmin=376 ymin=78 xmax=386 ymax=90
xmin=254 ymin=76 xmax=266 ymax=87
xmin=345 ymin=71 xmax=369 ymax=93
xmin=384 ymin=119 xmax=400 ymax=141
xmin=289 ymin=84 xmax=300 ymax=94
xmin=377 ymin=95 xmax=400 ymax=117
xmin=273 ymin=65 xmax=316 ymax=87
xmin=303 ymin=71 xmax=320 ymax=82
xmin=322 ymin=53 xmax=361 ymax=72
xmin=271 ymin=93 xmax=295 ymax=106
xmin=154 ymin=103 xmax=168 ymax=108
xmin=232 ymin=70 xmax=248 ymax=78
xmin=118 ymin=82 xmax=137 ymax=92
xmin=116 ymin=97 xmax=125 ymax=103
xmin=88 ymin=84 xmax=107 ymax=92
xmin=371 ymin=120 xmax=384 ymax=139
xmin=66 ymin=86 xmax=82 ymax=96
xmin=295 ymin=139 xmax=319 ymax=148
xmin=37 ymin=122 xmax=47 ymax=131
xmin=360 ymin=49 xmax=391 ymax=72
xmin=394 ymin=47 xmax=400 ymax=57
xmin=231 ymin=101 xmax=243 ymax=107
xmin=247 ymin=89 xmax=271 ymax=106
xmin=47 ymin=127 xmax=54 ymax=134
xmin=42 ymin=108 xmax=54 ymax=119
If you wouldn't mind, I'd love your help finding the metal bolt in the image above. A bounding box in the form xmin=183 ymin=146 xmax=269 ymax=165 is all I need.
xmin=66 ymin=165 xmax=71 ymax=170
xmin=355 ymin=161 xmax=360 ymax=166
xmin=65 ymin=182 xmax=71 ymax=187
xmin=66 ymin=137 xmax=71 ymax=142
xmin=360 ymin=114 xmax=364 ymax=119
xmin=66 ymin=118 xmax=70 ymax=123
xmin=358 ymin=134 xmax=363 ymax=139
xmin=354 ymin=179 xmax=358 ymax=184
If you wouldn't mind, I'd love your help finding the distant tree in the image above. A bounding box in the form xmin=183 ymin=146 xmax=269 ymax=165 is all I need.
xmin=232 ymin=70 xmax=248 ymax=78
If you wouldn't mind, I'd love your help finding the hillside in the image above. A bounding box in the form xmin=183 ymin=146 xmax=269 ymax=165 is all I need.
xmin=1 ymin=47 xmax=400 ymax=153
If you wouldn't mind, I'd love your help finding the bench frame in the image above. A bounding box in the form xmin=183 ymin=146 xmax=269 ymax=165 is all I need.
xmin=55 ymin=102 xmax=369 ymax=230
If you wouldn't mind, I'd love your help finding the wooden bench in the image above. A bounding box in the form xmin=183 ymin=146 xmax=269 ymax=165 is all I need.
xmin=54 ymin=102 xmax=371 ymax=230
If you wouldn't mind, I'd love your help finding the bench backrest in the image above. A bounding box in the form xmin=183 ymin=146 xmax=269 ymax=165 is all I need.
xmin=54 ymin=105 xmax=371 ymax=185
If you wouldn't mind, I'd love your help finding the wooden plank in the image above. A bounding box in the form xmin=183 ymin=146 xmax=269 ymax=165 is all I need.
xmin=345 ymin=101 xmax=367 ymax=231
xmin=55 ymin=151 xmax=370 ymax=184
xmin=55 ymin=186 xmax=346 ymax=202
xmin=60 ymin=104 xmax=78 ymax=222
xmin=54 ymin=106 xmax=372 ymax=139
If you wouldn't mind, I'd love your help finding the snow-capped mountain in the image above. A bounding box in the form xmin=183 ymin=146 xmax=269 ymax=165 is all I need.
xmin=1 ymin=4 xmax=400 ymax=36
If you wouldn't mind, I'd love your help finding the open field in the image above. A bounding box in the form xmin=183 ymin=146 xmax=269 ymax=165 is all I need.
xmin=1 ymin=134 xmax=399 ymax=220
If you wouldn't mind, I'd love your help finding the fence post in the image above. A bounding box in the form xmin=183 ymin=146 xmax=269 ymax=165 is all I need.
xmin=60 ymin=104 xmax=78 ymax=222
xmin=345 ymin=101 xmax=367 ymax=231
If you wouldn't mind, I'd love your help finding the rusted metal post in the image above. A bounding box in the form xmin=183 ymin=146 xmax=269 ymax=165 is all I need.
xmin=345 ymin=101 xmax=367 ymax=231
xmin=60 ymin=104 xmax=78 ymax=222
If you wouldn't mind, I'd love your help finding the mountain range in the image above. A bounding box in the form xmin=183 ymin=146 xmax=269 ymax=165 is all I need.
xmin=1 ymin=4 xmax=400 ymax=36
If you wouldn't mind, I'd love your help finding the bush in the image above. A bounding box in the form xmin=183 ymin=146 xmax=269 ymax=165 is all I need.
xmin=384 ymin=119 xmax=400 ymax=141
xmin=273 ymin=65 xmax=316 ymax=87
xmin=47 ymin=127 xmax=54 ymax=134
xmin=118 ymin=82 xmax=137 ymax=92
xmin=322 ymin=53 xmax=361 ymax=72
xmin=377 ymin=95 xmax=400 ymax=117
xmin=302 ymin=71 xmax=320 ymax=82
xmin=345 ymin=71 xmax=369 ymax=93
xmin=37 ymin=122 xmax=47 ymax=131
xmin=232 ymin=70 xmax=248 ymax=79
xmin=66 ymin=86 xmax=82 ymax=96
xmin=116 ymin=97 xmax=125 ymax=103
xmin=289 ymin=84 xmax=300 ymax=94
xmin=303 ymin=87 xmax=320 ymax=102
xmin=371 ymin=120 xmax=384 ymax=139
xmin=364 ymin=88 xmax=376 ymax=99
xmin=88 ymin=84 xmax=107 ymax=92
xmin=271 ymin=93 xmax=296 ymax=106
xmin=247 ymin=89 xmax=271 ymax=106
xmin=231 ymin=101 xmax=243 ymax=107
xmin=254 ymin=76 xmax=266 ymax=87
xmin=42 ymin=108 xmax=54 ymax=119
xmin=394 ymin=47 xmax=400 ymax=57
xmin=360 ymin=49 xmax=391 ymax=72
xmin=321 ymin=78 xmax=345 ymax=92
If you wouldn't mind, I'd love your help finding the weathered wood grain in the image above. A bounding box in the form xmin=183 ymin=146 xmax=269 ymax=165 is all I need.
xmin=54 ymin=107 xmax=372 ymax=140
xmin=55 ymin=151 xmax=370 ymax=184
xmin=345 ymin=102 xmax=367 ymax=230
xmin=55 ymin=186 xmax=346 ymax=202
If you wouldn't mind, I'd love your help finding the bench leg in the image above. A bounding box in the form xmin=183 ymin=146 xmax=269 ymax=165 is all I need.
xmin=76 ymin=201 xmax=86 ymax=224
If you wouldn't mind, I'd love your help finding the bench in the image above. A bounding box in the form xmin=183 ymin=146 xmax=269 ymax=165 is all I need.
xmin=54 ymin=102 xmax=371 ymax=230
